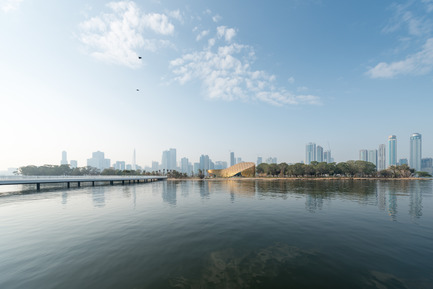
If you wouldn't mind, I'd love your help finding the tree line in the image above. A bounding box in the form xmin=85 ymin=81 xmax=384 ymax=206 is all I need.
xmin=256 ymin=161 xmax=420 ymax=178
xmin=16 ymin=161 xmax=430 ymax=178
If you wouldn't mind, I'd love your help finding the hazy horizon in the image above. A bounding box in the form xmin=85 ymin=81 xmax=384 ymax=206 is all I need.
xmin=1 ymin=0 xmax=433 ymax=171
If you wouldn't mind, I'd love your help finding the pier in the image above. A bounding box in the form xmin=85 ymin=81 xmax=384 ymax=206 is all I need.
xmin=0 ymin=175 xmax=166 ymax=190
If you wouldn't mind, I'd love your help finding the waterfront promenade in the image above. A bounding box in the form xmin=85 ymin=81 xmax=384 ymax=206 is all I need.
xmin=0 ymin=175 xmax=166 ymax=190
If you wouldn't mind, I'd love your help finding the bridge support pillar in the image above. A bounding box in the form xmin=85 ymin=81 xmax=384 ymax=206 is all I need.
xmin=77 ymin=182 xmax=80 ymax=187
xmin=110 ymin=181 xmax=114 ymax=185
xmin=92 ymin=181 xmax=95 ymax=186
xmin=36 ymin=183 xmax=40 ymax=190
xmin=67 ymin=182 xmax=70 ymax=188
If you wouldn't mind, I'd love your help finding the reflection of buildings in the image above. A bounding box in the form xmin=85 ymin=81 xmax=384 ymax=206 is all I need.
xmin=92 ymin=187 xmax=105 ymax=208
xmin=206 ymin=180 xmax=256 ymax=199
xmin=208 ymin=162 xmax=255 ymax=178
xmin=162 ymin=181 xmax=177 ymax=205
xmin=305 ymin=193 xmax=324 ymax=213
xmin=409 ymin=182 xmax=423 ymax=219
xmin=61 ymin=191 xmax=67 ymax=205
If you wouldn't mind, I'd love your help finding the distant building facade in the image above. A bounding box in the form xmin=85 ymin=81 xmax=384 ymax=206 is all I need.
xmin=378 ymin=144 xmax=386 ymax=171
xmin=369 ymin=150 xmax=378 ymax=169
xmin=230 ymin=152 xmax=236 ymax=167
xmin=421 ymin=158 xmax=433 ymax=174
xmin=317 ymin=146 xmax=324 ymax=162
xmin=323 ymin=150 xmax=332 ymax=163
xmin=359 ymin=149 xmax=368 ymax=162
xmin=87 ymin=151 xmax=110 ymax=171
xmin=61 ymin=151 xmax=68 ymax=165
xmin=161 ymin=148 xmax=177 ymax=171
xmin=388 ymin=135 xmax=397 ymax=167
xmin=70 ymin=160 xmax=77 ymax=169
xmin=410 ymin=133 xmax=422 ymax=171
xmin=257 ymin=157 xmax=262 ymax=165
xmin=305 ymin=143 xmax=316 ymax=164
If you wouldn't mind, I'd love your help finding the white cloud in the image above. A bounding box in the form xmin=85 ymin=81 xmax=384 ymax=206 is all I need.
xmin=212 ymin=14 xmax=222 ymax=23
xmin=79 ymin=1 xmax=174 ymax=68
xmin=367 ymin=38 xmax=433 ymax=78
xmin=170 ymin=28 xmax=321 ymax=106
xmin=288 ymin=77 xmax=295 ymax=84
xmin=196 ymin=30 xmax=209 ymax=41
xmin=168 ymin=9 xmax=182 ymax=22
xmin=217 ymin=26 xmax=236 ymax=42
xmin=1 ymin=0 xmax=23 ymax=12
xmin=422 ymin=0 xmax=433 ymax=12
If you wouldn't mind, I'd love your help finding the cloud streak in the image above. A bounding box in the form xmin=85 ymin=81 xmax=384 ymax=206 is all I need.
xmin=367 ymin=38 xmax=433 ymax=78
xmin=170 ymin=28 xmax=321 ymax=106
xmin=78 ymin=1 xmax=175 ymax=68
xmin=368 ymin=1 xmax=433 ymax=79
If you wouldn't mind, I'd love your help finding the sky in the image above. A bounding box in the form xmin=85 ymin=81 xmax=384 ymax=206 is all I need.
xmin=1 ymin=0 xmax=433 ymax=171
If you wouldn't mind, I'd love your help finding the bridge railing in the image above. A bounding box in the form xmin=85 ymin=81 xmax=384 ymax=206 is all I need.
xmin=0 ymin=175 xmax=166 ymax=181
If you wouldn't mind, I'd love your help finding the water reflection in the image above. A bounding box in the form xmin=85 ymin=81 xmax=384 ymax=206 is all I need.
xmin=61 ymin=191 xmax=68 ymax=205
xmin=201 ymin=179 xmax=430 ymax=220
xmin=91 ymin=187 xmax=105 ymax=208
xmin=162 ymin=181 xmax=177 ymax=205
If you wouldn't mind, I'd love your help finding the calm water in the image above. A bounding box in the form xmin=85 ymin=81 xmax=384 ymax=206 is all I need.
xmin=0 ymin=179 xmax=432 ymax=289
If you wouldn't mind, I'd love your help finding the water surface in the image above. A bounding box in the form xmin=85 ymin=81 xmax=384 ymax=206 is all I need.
xmin=1 ymin=179 xmax=432 ymax=288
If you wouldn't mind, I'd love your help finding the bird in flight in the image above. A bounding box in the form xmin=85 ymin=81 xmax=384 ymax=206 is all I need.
xmin=138 ymin=56 xmax=142 ymax=59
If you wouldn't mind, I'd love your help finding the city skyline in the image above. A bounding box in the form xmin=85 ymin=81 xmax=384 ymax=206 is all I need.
xmin=1 ymin=1 xmax=433 ymax=170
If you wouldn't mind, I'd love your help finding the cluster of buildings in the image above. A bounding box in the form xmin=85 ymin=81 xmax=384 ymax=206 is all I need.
xmin=357 ymin=133 xmax=431 ymax=173
xmin=55 ymin=132 xmax=430 ymax=175
xmin=305 ymin=143 xmax=333 ymax=164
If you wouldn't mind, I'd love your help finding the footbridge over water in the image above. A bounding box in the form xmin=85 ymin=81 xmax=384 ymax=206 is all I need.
xmin=0 ymin=175 xmax=166 ymax=191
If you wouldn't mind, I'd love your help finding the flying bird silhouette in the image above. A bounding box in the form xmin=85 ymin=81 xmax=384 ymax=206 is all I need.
xmin=138 ymin=56 xmax=142 ymax=59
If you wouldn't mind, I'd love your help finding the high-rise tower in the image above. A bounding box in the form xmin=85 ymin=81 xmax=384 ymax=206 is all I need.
xmin=230 ymin=152 xmax=235 ymax=167
xmin=61 ymin=151 xmax=68 ymax=165
xmin=388 ymin=135 xmax=397 ymax=167
xmin=378 ymin=144 xmax=386 ymax=171
xmin=132 ymin=148 xmax=136 ymax=170
xmin=410 ymin=133 xmax=422 ymax=171
xmin=305 ymin=143 xmax=316 ymax=164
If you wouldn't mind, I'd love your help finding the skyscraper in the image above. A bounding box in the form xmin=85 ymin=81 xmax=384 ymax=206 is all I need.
xmin=181 ymin=157 xmax=189 ymax=174
xmin=305 ymin=143 xmax=316 ymax=164
xmin=359 ymin=149 xmax=368 ymax=162
xmin=230 ymin=152 xmax=236 ymax=167
xmin=132 ymin=149 xmax=136 ymax=170
xmin=317 ymin=146 xmax=324 ymax=162
xmin=199 ymin=155 xmax=210 ymax=174
xmin=61 ymin=151 xmax=68 ymax=165
xmin=368 ymin=149 xmax=378 ymax=169
xmin=87 ymin=151 xmax=110 ymax=171
xmin=161 ymin=148 xmax=177 ymax=171
xmin=323 ymin=150 xmax=332 ymax=163
xmin=410 ymin=133 xmax=422 ymax=171
xmin=378 ymin=144 xmax=386 ymax=171
xmin=257 ymin=157 xmax=262 ymax=165
xmin=169 ymin=148 xmax=177 ymax=170
xmin=388 ymin=135 xmax=397 ymax=167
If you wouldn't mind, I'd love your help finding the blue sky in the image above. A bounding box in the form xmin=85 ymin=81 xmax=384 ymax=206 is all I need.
xmin=1 ymin=0 xmax=433 ymax=170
